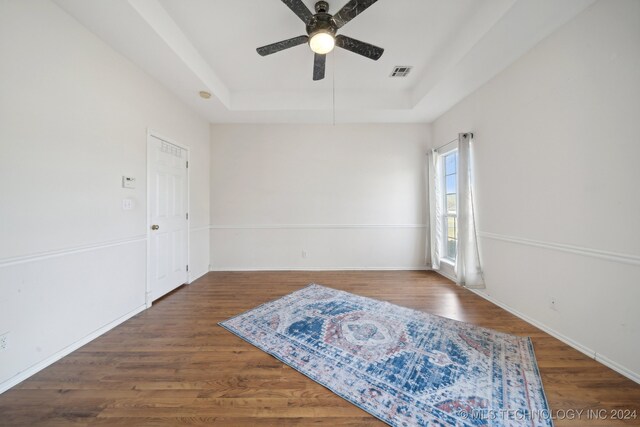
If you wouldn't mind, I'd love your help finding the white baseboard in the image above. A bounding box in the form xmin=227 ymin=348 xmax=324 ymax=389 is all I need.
xmin=432 ymin=268 xmax=456 ymax=283
xmin=188 ymin=269 xmax=209 ymax=283
xmin=594 ymin=352 xmax=640 ymax=384
xmin=0 ymin=304 xmax=147 ymax=395
xmin=464 ymin=287 xmax=640 ymax=385
xmin=209 ymin=266 xmax=429 ymax=272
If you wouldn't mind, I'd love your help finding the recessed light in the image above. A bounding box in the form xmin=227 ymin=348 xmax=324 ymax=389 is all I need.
xmin=199 ymin=91 xmax=212 ymax=99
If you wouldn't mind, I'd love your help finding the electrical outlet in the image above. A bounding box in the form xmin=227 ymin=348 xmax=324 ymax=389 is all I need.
xmin=302 ymin=250 xmax=308 ymax=259
xmin=549 ymin=297 xmax=558 ymax=311
xmin=0 ymin=333 xmax=8 ymax=351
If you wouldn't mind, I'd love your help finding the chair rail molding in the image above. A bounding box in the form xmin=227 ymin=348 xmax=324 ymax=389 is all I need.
xmin=210 ymin=224 xmax=427 ymax=230
xmin=479 ymin=231 xmax=640 ymax=266
xmin=0 ymin=235 xmax=147 ymax=268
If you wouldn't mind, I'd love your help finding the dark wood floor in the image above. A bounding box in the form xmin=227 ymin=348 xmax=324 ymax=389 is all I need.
xmin=0 ymin=271 xmax=638 ymax=426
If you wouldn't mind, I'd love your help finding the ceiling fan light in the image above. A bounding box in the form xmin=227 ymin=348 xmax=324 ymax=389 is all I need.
xmin=309 ymin=32 xmax=335 ymax=54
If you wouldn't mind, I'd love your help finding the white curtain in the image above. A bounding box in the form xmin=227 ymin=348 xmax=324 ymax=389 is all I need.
xmin=455 ymin=133 xmax=484 ymax=288
xmin=426 ymin=149 xmax=442 ymax=270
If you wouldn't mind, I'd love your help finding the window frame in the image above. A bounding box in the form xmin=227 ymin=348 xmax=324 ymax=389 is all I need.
xmin=440 ymin=146 xmax=458 ymax=269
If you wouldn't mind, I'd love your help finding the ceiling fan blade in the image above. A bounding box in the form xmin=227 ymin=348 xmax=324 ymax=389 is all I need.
xmin=335 ymin=35 xmax=384 ymax=60
xmin=332 ymin=0 xmax=378 ymax=29
xmin=281 ymin=0 xmax=314 ymax=23
xmin=313 ymin=53 xmax=326 ymax=81
xmin=257 ymin=35 xmax=309 ymax=56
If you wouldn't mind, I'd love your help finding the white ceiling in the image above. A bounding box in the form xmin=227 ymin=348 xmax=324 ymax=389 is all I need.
xmin=54 ymin=0 xmax=594 ymax=124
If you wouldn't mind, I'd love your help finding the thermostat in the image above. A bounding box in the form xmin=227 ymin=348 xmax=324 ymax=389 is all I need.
xmin=122 ymin=176 xmax=136 ymax=189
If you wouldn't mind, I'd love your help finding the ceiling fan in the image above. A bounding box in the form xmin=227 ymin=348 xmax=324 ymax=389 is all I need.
xmin=257 ymin=0 xmax=384 ymax=81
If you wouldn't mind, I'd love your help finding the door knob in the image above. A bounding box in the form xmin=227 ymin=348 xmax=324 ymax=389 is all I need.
xmin=151 ymin=224 xmax=160 ymax=230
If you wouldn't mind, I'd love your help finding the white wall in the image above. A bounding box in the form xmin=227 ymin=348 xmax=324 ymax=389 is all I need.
xmin=0 ymin=0 xmax=210 ymax=392
xmin=433 ymin=0 xmax=640 ymax=381
xmin=210 ymin=124 xmax=431 ymax=270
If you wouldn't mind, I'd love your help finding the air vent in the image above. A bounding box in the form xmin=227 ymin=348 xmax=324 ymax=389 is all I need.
xmin=390 ymin=66 xmax=412 ymax=77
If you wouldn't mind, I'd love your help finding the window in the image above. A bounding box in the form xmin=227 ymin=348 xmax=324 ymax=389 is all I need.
xmin=443 ymin=150 xmax=458 ymax=262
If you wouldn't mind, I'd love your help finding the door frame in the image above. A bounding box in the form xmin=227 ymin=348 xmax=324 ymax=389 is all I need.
xmin=146 ymin=129 xmax=190 ymax=308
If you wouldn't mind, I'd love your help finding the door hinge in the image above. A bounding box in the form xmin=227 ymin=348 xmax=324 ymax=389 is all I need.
xmin=186 ymin=264 xmax=189 ymax=272
xmin=186 ymin=212 xmax=189 ymax=220
xmin=186 ymin=161 xmax=189 ymax=168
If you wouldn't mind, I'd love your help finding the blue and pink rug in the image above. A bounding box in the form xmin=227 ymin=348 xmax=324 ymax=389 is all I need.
xmin=220 ymin=284 xmax=553 ymax=426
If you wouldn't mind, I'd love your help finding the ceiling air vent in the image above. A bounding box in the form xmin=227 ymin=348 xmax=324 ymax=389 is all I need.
xmin=390 ymin=66 xmax=412 ymax=77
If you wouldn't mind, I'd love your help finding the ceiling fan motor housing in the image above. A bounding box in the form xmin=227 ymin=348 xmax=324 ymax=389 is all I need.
xmin=307 ymin=2 xmax=337 ymax=38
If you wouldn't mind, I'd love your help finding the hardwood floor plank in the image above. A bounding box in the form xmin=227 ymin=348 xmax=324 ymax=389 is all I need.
xmin=0 ymin=271 xmax=638 ymax=426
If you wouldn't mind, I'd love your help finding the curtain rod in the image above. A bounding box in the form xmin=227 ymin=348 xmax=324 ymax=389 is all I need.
xmin=432 ymin=133 xmax=474 ymax=152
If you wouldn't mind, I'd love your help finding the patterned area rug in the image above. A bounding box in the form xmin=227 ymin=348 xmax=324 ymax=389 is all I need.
xmin=219 ymin=284 xmax=553 ymax=427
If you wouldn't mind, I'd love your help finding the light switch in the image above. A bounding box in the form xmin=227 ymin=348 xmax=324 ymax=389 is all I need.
xmin=122 ymin=176 xmax=136 ymax=189
xmin=122 ymin=198 xmax=134 ymax=210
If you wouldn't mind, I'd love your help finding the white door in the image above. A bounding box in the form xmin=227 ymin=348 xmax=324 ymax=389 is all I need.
xmin=148 ymin=135 xmax=189 ymax=302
